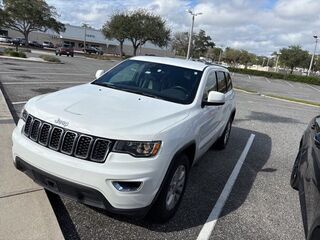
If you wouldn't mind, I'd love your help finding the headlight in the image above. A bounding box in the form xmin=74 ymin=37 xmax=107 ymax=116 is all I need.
xmin=20 ymin=109 xmax=28 ymax=121
xmin=113 ymin=141 xmax=161 ymax=157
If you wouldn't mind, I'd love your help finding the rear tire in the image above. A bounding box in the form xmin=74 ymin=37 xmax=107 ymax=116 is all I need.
xmin=214 ymin=119 xmax=232 ymax=150
xmin=149 ymin=154 xmax=189 ymax=222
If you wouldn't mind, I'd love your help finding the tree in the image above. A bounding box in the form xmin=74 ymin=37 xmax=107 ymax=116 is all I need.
xmin=206 ymin=47 xmax=223 ymax=62
xmin=171 ymin=32 xmax=189 ymax=56
xmin=1 ymin=0 xmax=65 ymax=46
xmin=126 ymin=9 xmax=170 ymax=56
xmin=171 ymin=30 xmax=215 ymax=58
xmin=193 ymin=29 xmax=215 ymax=57
xmin=239 ymin=50 xmax=255 ymax=68
xmin=279 ymin=45 xmax=310 ymax=74
xmin=102 ymin=12 xmax=129 ymax=58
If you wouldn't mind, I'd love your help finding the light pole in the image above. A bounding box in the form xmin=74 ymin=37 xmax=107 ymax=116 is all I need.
xmin=275 ymin=52 xmax=281 ymax=72
xmin=82 ymin=23 xmax=89 ymax=53
xmin=308 ymin=35 xmax=318 ymax=76
xmin=186 ymin=9 xmax=202 ymax=60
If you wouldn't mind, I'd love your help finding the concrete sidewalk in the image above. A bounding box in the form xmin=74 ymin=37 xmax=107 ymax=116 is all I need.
xmin=0 ymin=87 xmax=64 ymax=239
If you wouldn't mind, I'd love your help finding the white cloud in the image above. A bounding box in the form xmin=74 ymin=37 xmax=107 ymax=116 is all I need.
xmin=45 ymin=0 xmax=320 ymax=56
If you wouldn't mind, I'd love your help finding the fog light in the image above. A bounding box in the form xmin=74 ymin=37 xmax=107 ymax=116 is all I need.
xmin=112 ymin=181 xmax=142 ymax=192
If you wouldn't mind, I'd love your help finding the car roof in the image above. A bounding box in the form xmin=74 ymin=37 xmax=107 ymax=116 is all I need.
xmin=130 ymin=56 xmax=227 ymax=71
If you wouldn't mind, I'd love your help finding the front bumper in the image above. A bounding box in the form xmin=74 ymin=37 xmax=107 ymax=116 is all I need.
xmin=14 ymin=157 xmax=148 ymax=216
xmin=12 ymin=121 xmax=170 ymax=212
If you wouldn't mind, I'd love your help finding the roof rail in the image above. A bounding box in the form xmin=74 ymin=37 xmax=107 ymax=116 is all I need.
xmin=193 ymin=58 xmax=228 ymax=68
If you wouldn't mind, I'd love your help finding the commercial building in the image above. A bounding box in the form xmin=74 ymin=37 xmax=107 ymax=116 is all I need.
xmin=2 ymin=24 xmax=174 ymax=57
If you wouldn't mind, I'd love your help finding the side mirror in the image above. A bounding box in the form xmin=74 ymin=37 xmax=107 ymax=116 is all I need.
xmin=95 ymin=69 xmax=105 ymax=79
xmin=202 ymin=91 xmax=225 ymax=107
xmin=315 ymin=133 xmax=320 ymax=149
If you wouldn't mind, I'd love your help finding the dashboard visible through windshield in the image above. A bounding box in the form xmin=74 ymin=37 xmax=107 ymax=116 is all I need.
xmin=92 ymin=60 xmax=203 ymax=104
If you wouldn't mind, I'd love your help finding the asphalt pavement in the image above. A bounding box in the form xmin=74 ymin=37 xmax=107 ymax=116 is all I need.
xmin=0 ymin=54 xmax=319 ymax=240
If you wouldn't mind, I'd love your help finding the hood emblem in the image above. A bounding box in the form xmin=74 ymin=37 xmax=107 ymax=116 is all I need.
xmin=55 ymin=118 xmax=69 ymax=128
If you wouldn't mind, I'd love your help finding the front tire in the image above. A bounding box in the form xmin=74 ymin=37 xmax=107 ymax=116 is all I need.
xmin=149 ymin=154 xmax=189 ymax=222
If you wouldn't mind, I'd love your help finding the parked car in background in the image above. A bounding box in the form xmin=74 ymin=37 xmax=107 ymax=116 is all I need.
xmin=12 ymin=56 xmax=236 ymax=222
xmin=84 ymin=47 xmax=103 ymax=55
xmin=0 ymin=36 xmax=12 ymax=43
xmin=42 ymin=41 xmax=54 ymax=48
xmin=12 ymin=38 xmax=26 ymax=46
xmin=55 ymin=44 xmax=74 ymax=57
xmin=28 ymin=41 xmax=43 ymax=48
xmin=291 ymin=115 xmax=320 ymax=240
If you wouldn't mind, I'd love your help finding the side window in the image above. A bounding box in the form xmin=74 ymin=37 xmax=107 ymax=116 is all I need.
xmin=216 ymin=71 xmax=227 ymax=93
xmin=225 ymin=72 xmax=233 ymax=92
xmin=203 ymin=71 xmax=217 ymax=101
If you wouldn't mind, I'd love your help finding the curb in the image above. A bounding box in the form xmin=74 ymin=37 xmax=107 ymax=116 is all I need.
xmin=0 ymin=85 xmax=64 ymax=240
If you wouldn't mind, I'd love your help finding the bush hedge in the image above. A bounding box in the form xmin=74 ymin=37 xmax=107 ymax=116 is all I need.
xmin=39 ymin=54 xmax=61 ymax=63
xmin=4 ymin=48 xmax=27 ymax=58
xmin=228 ymin=67 xmax=320 ymax=86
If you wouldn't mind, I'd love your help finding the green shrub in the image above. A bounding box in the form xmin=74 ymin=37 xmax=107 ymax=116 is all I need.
xmin=39 ymin=54 xmax=61 ymax=63
xmin=4 ymin=49 xmax=27 ymax=58
xmin=228 ymin=67 xmax=320 ymax=86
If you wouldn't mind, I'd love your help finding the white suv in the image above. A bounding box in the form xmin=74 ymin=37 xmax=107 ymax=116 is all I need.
xmin=12 ymin=56 xmax=236 ymax=221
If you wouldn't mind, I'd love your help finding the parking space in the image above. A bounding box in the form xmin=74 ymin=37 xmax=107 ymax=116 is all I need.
xmin=1 ymin=55 xmax=319 ymax=240
xmin=233 ymin=73 xmax=320 ymax=103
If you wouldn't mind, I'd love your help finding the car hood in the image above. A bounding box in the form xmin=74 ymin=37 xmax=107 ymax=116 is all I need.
xmin=26 ymin=84 xmax=190 ymax=140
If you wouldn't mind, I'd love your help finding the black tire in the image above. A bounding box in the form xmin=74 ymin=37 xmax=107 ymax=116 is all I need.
xmin=59 ymin=53 xmax=61 ymax=56
xmin=71 ymin=54 xmax=74 ymax=57
xmin=290 ymin=152 xmax=301 ymax=190
xmin=149 ymin=154 xmax=190 ymax=222
xmin=55 ymin=52 xmax=58 ymax=56
xmin=214 ymin=119 xmax=232 ymax=150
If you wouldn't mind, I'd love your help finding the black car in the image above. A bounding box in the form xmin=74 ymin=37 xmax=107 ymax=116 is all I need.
xmin=28 ymin=41 xmax=43 ymax=48
xmin=291 ymin=115 xmax=320 ymax=240
xmin=12 ymin=38 xmax=26 ymax=46
xmin=84 ymin=47 xmax=103 ymax=55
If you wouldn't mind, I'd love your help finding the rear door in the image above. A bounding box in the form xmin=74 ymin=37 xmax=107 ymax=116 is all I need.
xmin=216 ymin=71 xmax=234 ymax=127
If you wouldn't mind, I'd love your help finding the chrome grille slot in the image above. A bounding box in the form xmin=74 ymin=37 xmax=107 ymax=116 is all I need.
xmin=61 ymin=131 xmax=77 ymax=155
xmin=30 ymin=119 xmax=41 ymax=141
xmin=24 ymin=115 xmax=33 ymax=136
xmin=49 ymin=127 xmax=64 ymax=150
xmin=39 ymin=123 xmax=52 ymax=146
xmin=75 ymin=135 xmax=93 ymax=159
xmin=91 ymin=139 xmax=111 ymax=162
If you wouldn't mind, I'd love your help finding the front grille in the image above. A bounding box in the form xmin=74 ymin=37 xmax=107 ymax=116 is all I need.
xmin=24 ymin=115 xmax=33 ymax=136
xmin=30 ymin=119 xmax=41 ymax=141
xmin=22 ymin=114 xmax=113 ymax=163
xmin=49 ymin=127 xmax=64 ymax=150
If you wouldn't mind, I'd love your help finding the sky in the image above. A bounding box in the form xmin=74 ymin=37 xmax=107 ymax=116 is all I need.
xmin=46 ymin=0 xmax=320 ymax=56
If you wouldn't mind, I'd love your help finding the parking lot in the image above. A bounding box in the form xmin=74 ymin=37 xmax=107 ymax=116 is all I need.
xmin=1 ymin=54 xmax=319 ymax=240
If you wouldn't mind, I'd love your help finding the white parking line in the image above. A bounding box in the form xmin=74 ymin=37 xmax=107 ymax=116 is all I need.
xmin=197 ymin=134 xmax=256 ymax=240
xmin=307 ymin=84 xmax=320 ymax=92
xmin=0 ymin=72 xmax=90 ymax=76
xmin=2 ymin=81 xmax=87 ymax=85
xmin=283 ymin=81 xmax=294 ymax=87
xmin=12 ymin=101 xmax=27 ymax=105
xmin=265 ymin=77 xmax=271 ymax=83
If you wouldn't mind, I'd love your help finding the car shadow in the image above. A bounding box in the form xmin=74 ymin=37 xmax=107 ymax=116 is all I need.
xmin=86 ymin=126 xmax=272 ymax=233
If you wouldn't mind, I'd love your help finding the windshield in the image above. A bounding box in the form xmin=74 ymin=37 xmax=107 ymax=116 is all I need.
xmin=92 ymin=60 xmax=203 ymax=104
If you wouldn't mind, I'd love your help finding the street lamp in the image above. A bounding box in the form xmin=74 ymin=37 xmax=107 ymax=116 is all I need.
xmin=186 ymin=9 xmax=202 ymax=60
xmin=275 ymin=52 xmax=281 ymax=72
xmin=82 ymin=23 xmax=89 ymax=53
xmin=308 ymin=35 xmax=318 ymax=76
